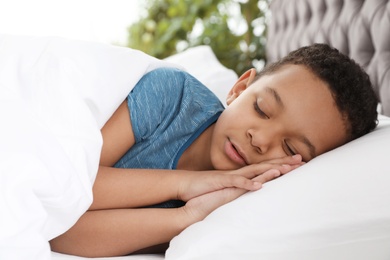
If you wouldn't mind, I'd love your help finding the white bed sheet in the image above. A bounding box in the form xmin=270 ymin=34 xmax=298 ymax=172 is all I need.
xmin=51 ymin=252 xmax=164 ymax=260
xmin=0 ymin=34 xmax=178 ymax=260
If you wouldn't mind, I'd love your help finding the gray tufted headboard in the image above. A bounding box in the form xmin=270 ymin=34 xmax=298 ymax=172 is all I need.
xmin=266 ymin=0 xmax=390 ymax=116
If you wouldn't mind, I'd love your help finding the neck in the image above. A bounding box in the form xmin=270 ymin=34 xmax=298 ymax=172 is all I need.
xmin=176 ymin=124 xmax=215 ymax=171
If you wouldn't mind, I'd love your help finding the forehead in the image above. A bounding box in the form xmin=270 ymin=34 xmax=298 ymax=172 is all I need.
xmin=251 ymin=64 xmax=334 ymax=100
xmin=250 ymin=65 xmax=348 ymax=158
xmin=255 ymin=64 xmax=323 ymax=91
xmin=251 ymin=65 xmax=333 ymax=105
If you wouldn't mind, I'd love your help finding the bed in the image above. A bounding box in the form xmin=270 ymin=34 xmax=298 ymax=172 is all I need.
xmin=1 ymin=0 xmax=390 ymax=259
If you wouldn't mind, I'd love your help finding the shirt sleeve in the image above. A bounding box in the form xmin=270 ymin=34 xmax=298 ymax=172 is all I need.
xmin=126 ymin=67 xmax=187 ymax=143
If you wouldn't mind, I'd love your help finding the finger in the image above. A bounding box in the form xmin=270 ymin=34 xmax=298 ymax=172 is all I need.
xmin=220 ymin=167 xmax=284 ymax=191
xmin=233 ymin=161 xmax=299 ymax=179
xmin=261 ymin=154 xmax=303 ymax=165
xmin=280 ymin=161 xmax=307 ymax=174
xmin=218 ymin=174 xmax=263 ymax=191
xmin=278 ymin=163 xmax=298 ymax=174
xmin=252 ymin=169 xmax=281 ymax=184
xmin=249 ymin=155 xmax=303 ymax=175
xmin=247 ymin=169 xmax=282 ymax=189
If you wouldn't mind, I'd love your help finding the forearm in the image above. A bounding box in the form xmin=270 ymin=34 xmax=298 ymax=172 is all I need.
xmin=91 ymin=161 xmax=293 ymax=210
xmin=50 ymin=207 xmax=190 ymax=257
xmin=90 ymin=166 xmax=184 ymax=210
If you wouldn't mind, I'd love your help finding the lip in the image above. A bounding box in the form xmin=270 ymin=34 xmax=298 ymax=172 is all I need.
xmin=224 ymin=139 xmax=249 ymax=166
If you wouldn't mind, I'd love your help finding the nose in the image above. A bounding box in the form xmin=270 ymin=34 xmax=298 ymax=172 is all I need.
xmin=247 ymin=128 xmax=273 ymax=154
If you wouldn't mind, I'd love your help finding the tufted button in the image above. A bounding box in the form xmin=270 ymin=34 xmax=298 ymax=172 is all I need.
xmin=266 ymin=0 xmax=390 ymax=116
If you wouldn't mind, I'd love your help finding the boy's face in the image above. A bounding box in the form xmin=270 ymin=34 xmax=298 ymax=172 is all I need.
xmin=210 ymin=64 xmax=348 ymax=170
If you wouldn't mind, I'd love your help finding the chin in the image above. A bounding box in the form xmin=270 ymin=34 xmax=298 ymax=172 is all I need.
xmin=212 ymin=161 xmax=241 ymax=171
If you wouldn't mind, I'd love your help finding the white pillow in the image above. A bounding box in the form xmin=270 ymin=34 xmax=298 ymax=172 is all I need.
xmin=164 ymin=45 xmax=238 ymax=106
xmin=166 ymin=115 xmax=390 ymax=260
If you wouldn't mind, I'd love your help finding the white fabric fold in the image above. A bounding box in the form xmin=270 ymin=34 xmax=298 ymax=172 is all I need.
xmin=0 ymin=34 xmax=176 ymax=259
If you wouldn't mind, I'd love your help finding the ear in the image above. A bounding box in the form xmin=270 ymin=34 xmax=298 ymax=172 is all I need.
xmin=226 ymin=68 xmax=257 ymax=105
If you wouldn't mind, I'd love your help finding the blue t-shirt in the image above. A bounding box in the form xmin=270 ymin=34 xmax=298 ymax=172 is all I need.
xmin=114 ymin=67 xmax=224 ymax=171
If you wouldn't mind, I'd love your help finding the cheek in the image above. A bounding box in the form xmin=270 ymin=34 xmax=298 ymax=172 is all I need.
xmin=209 ymin=121 xmax=244 ymax=171
xmin=209 ymin=143 xmax=240 ymax=170
xmin=254 ymin=148 xmax=287 ymax=163
xmin=214 ymin=109 xmax=242 ymax=134
xmin=311 ymin=114 xmax=348 ymax=154
xmin=318 ymin=129 xmax=348 ymax=155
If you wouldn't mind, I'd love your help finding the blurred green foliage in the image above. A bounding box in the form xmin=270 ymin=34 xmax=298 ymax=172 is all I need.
xmin=126 ymin=0 xmax=270 ymax=76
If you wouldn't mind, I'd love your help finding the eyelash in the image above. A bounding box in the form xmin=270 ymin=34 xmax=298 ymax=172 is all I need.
xmin=253 ymin=101 xmax=269 ymax=119
xmin=284 ymin=140 xmax=296 ymax=156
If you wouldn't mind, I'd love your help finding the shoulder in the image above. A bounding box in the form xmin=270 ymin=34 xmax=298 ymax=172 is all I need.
xmin=130 ymin=67 xmax=223 ymax=117
xmin=134 ymin=67 xmax=219 ymax=106
xmin=127 ymin=67 xmax=224 ymax=143
xmin=138 ymin=67 xmax=198 ymax=93
xmin=132 ymin=67 xmax=187 ymax=101
xmin=139 ymin=67 xmax=189 ymax=89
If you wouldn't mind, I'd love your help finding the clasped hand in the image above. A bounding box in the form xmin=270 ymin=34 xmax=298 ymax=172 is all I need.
xmin=177 ymin=155 xmax=303 ymax=224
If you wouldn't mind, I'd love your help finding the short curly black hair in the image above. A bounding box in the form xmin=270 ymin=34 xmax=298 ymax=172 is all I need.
xmin=255 ymin=43 xmax=378 ymax=142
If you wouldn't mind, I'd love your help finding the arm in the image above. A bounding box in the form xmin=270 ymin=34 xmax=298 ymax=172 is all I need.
xmin=50 ymin=168 xmax=283 ymax=257
xmin=50 ymin=170 xmax=282 ymax=257
xmin=91 ymin=166 xmax=259 ymax=210
xmin=99 ymin=100 xmax=135 ymax=167
xmin=91 ymin=161 xmax=299 ymax=210
xmin=50 ymin=100 xmax=302 ymax=257
xmin=50 ymin=207 xmax=189 ymax=257
xmin=92 ymin=100 xmax=187 ymax=209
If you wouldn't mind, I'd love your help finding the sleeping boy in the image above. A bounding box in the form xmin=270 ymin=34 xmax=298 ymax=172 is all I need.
xmin=50 ymin=43 xmax=378 ymax=257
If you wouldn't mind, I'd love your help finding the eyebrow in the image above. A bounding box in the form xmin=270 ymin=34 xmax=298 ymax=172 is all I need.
xmin=265 ymin=87 xmax=316 ymax=160
xmin=265 ymin=87 xmax=284 ymax=109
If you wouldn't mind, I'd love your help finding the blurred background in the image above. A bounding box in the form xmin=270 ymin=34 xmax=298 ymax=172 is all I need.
xmin=0 ymin=0 xmax=270 ymax=75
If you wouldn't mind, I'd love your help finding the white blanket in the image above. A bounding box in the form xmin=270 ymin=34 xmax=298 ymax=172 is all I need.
xmin=0 ymin=34 xmax=177 ymax=259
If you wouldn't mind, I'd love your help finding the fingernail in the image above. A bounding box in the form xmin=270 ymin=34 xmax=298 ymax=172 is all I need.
xmin=292 ymin=154 xmax=301 ymax=160
xmin=253 ymin=181 xmax=263 ymax=190
xmin=253 ymin=182 xmax=262 ymax=189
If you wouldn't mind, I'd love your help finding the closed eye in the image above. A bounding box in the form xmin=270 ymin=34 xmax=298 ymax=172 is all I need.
xmin=253 ymin=101 xmax=269 ymax=119
xmin=284 ymin=140 xmax=296 ymax=156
